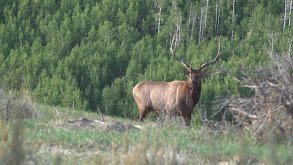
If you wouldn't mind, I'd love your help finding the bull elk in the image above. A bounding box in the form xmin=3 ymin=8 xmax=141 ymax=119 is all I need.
xmin=133 ymin=35 xmax=221 ymax=125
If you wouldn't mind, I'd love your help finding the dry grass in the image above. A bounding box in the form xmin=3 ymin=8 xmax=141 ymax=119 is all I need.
xmin=90 ymin=128 xmax=183 ymax=165
xmin=0 ymin=88 xmax=39 ymax=164
xmin=0 ymin=88 xmax=37 ymax=121
xmin=0 ymin=120 xmax=25 ymax=165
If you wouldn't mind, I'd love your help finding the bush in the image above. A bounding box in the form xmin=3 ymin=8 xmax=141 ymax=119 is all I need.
xmin=0 ymin=88 xmax=37 ymax=121
xmin=32 ymin=76 xmax=88 ymax=110
xmin=218 ymin=53 xmax=293 ymax=140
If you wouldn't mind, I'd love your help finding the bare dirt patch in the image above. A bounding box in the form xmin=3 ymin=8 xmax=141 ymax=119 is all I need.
xmin=62 ymin=117 xmax=143 ymax=131
xmin=39 ymin=145 xmax=102 ymax=157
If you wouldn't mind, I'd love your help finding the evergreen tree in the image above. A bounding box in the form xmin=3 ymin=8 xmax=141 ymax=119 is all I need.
xmin=0 ymin=0 xmax=292 ymax=120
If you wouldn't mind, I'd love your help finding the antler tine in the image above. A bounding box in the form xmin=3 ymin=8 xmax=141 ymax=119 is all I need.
xmin=170 ymin=34 xmax=190 ymax=69
xmin=199 ymin=36 xmax=221 ymax=71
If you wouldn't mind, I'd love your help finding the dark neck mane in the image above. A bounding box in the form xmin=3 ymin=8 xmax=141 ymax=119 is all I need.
xmin=185 ymin=80 xmax=201 ymax=107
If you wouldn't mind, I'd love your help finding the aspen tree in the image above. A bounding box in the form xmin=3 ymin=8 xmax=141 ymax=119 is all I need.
xmin=289 ymin=0 xmax=292 ymax=26
xmin=231 ymin=0 xmax=235 ymax=39
xmin=188 ymin=2 xmax=197 ymax=39
xmin=155 ymin=0 xmax=165 ymax=34
xmin=199 ymin=8 xmax=203 ymax=43
xmin=283 ymin=0 xmax=293 ymax=29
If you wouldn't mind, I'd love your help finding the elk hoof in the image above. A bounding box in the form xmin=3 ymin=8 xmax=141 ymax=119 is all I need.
xmin=134 ymin=115 xmax=140 ymax=121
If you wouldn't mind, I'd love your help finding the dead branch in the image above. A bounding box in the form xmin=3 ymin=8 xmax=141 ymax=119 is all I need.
xmin=216 ymin=52 xmax=293 ymax=140
xmin=229 ymin=108 xmax=259 ymax=119
xmin=97 ymin=108 xmax=105 ymax=122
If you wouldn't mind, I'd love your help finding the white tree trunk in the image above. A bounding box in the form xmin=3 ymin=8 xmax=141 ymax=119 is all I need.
xmin=199 ymin=8 xmax=203 ymax=43
xmin=217 ymin=0 xmax=221 ymax=36
xmin=283 ymin=0 xmax=287 ymax=29
xmin=232 ymin=0 xmax=235 ymax=39
xmin=188 ymin=2 xmax=196 ymax=39
xmin=283 ymin=0 xmax=290 ymax=29
xmin=289 ymin=0 xmax=293 ymax=26
xmin=172 ymin=1 xmax=181 ymax=45
xmin=289 ymin=39 xmax=292 ymax=56
xmin=268 ymin=32 xmax=275 ymax=56
xmin=191 ymin=14 xmax=196 ymax=39
xmin=176 ymin=13 xmax=182 ymax=44
xmin=177 ymin=24 xmax=181 ymax=43
xmin=271 ymin=37 xmax=274 ymax=56
xmin=215 ymin=0 xmax=218 ymax=34
xmin=203 ymin=0 xmax=209 ymax=33
xmin=156 ymin=0 xmax=165 ymax=34
xmin=188 ymin=2 xmax=193 ymax=28
xmin=158 ymin=7 xmax=161 ymax=34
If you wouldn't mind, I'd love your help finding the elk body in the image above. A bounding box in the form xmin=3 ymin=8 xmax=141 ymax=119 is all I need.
xmin=133 ymin=36 xmax=221 ymax=125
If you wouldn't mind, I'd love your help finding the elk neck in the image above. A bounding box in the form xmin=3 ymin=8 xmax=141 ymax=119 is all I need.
xmin=184 ymin=79 xmax=202 ymax=107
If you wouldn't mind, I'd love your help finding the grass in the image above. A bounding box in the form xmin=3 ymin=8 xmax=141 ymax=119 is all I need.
xmin=1 ymin=103 xmax=293 ymax=164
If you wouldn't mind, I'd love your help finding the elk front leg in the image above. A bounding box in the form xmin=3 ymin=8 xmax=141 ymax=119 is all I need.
xmin=183 ymin=114 xmax=191 ymax=126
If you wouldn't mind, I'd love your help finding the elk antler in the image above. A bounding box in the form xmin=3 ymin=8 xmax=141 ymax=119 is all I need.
xmin=198 ymin=36 xmax=221 ymax=71
xmin=170 ymin=34 xmax=190 ymax=69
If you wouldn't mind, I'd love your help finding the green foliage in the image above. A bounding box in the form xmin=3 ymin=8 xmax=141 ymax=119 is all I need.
xmin=0 ymin=0 xmax=292 ymax=119
xmin=32 ymin=75 xmax=87 ymax=110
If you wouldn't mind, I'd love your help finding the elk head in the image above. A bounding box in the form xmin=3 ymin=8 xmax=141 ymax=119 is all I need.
xmin=170 ymin=35 xmax=221 ymax=89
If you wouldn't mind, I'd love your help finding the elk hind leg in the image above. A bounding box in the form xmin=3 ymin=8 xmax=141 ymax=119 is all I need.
xmin=134 ymin=106 xmax=149 ymax=122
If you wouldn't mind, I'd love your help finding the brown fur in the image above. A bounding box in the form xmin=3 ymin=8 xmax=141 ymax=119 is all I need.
xmin=133 ymin=36 xmax=220 ymax=125
xmin=133 ymin=70 xmax=202 ymax=126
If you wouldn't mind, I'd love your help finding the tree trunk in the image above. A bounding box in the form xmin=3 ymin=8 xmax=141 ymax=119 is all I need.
xmin=284 ymin=0 xmax=288 ymax=29
xmin=158 ymin=7 xmax=161 ymax=34
xmin=288 ymin=39 xmax=292 ymax=56
xmin=203 ymin=0 xmax=209 ymax=35
xmin=215 ymin=0 xmax=218 ymax=35
xmin=199 ymin=8 xmax=203 ymax=43
xmin=191 ymin=14 xmax=196 ymax=39
xmin=232 ymin=0 xmax=235 ymax=39
xmin=271 ymin=37 xmax=274 ymax=56
xmin=217 ymin=0 xmax=221 ymax=36
xmin=289 ymin=0 xmax=292 ymax=26
xmin=188 ymin=2 xmax=193 ymax=29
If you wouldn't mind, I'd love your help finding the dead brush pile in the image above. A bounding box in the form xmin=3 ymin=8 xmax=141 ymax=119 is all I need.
xmin=0 ymin=88 xmax=37 ymax=121
xmin=218 ymin=53 xmax=293 ymax=140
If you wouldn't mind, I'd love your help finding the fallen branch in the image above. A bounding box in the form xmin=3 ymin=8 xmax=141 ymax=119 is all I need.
xmin=229 ymin=108 xmax=259 ymax=119
xmin=53 ymin=106 xmax=60 ymax=117
xmin=97 ymin=108 xmax=104 ymax=122
xmin=133 ymin=125 xmax=144 ymax=129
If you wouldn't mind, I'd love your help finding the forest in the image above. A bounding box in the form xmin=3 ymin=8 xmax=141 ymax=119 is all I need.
xmin=0 ymin=0 xmax=292 ymax=119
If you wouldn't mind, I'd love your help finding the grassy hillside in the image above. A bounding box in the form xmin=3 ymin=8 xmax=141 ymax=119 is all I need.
xmin=0 ymin=101 xmax=292 ymax=165
xmin=1 ymin=0 xmax=292 ymax=119
xmin=1 ymin=0 xmax=293 ymax=163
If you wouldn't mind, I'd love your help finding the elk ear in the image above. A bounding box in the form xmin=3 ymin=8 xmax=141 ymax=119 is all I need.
xmin=181 ymin=68 xmax=189 ymax=75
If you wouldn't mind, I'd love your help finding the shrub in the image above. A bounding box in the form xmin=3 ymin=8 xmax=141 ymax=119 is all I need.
xmin=218 ymin=53 xmax=293 ymax=140
xmin=0 ymin=88 xmax=37 ymax=121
